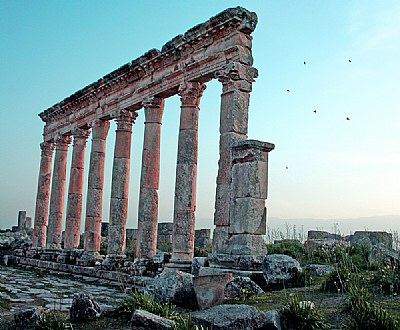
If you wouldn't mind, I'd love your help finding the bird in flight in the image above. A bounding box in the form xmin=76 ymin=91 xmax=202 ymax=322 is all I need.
xmin=286 ymin=89 xmax=290 ymax=92
xmin=313 ymin=110 xmax=317 ymax=113
xmin=348 ymin=59 xmax=352 ymax=62
xmin=304 ymin=61 xmax=306 ymax=65
xmin=346 ymin=117 xmax=350 ymax=121
xmin=286 ymin=166 xmax=289 ymax=170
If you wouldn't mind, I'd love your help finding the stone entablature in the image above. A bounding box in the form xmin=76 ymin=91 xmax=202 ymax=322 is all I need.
xmin=39 ymin=7 xmax=257 ymax=142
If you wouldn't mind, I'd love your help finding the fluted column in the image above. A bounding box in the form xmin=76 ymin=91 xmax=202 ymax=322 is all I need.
xmin=212 ymin=62 xmax=258 ymax=254
xmin=64 ymin=128 xmax=90 ymax=250
xmin=46 ymin=135 xmax=72 ymax=250
xmin=32 ymin=141 xmax=54 ymax=248
xmin=169 ymin=81 xmax=206 ymax=271
xmin=105 ymin=109 xmax=137 ymax=263
xmin=136 ymin=96 xmax=165 ymax=261
xmin=83 ymin=120 xmax=110 ymax=257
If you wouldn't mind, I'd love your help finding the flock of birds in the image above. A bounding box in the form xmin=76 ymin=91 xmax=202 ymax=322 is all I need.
xmin=284 ymin=59 xmax=353 ymax=170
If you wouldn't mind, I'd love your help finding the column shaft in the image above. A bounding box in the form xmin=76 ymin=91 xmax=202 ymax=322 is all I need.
xmin=136 ymin=97 xmax=164 ymax=260
xmin=46 ymin=135 xmax=72 ymax=250
xmin=32 ymin=142 xmax=54 ymax=248
xmin=170 ymin=82 xmax=206 ymax=268
xmin=64 ymin=128 xmax=89 ymax=249
xmin=83 ymin=120 xmax=110 ymax=253
xmin=106 ymin=109 xmax=137 ymax=259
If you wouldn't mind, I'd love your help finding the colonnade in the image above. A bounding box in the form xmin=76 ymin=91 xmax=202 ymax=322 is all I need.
xmin=32 ymin=80 xmax=225 ymax=268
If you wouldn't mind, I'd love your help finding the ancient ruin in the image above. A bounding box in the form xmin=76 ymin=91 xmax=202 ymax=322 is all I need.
xmin=28 ymin=6 xmax=274 ymax=272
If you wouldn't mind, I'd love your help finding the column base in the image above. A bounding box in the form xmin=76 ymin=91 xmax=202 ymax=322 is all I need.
xmin=165 ymin=258 xmax=192 ymax=273
xmin=102 ymin=254 xmax=127 ymax=269
xmin=77 ymin=251 xmax=104 ymax=267
xmin=56 ymin=249 xmax=84 ymax=264
xmin=40 ymin=249 xmax=62 ymax=262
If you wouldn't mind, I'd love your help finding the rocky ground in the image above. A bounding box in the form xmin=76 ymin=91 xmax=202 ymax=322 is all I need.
xmin=0 ymin=265 xmax=130 ymax=329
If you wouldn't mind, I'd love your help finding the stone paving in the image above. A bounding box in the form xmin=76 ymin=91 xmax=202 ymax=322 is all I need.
xmin=0 ymin=265 xmax=126 ymax=313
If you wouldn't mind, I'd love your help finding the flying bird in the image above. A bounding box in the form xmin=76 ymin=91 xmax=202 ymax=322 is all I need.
xmin=286 ymin=89 xmax=290 ymax=92
xmin=348 ymin=59 xmax=352 ymax=62
xmin=346 ymin=117 xmax=350 ymax=120
xmin=313 ymin=110 xmax=317 ymax=113
xmin=286 ymin=166 xmax=288 ymax=170
xmin=304 ymin=61 xmax=306 ymax=65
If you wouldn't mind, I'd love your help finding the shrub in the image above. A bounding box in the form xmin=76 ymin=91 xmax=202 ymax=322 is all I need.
xmin=280 ymin=294 xmax=330 ymax=330
xmin=343 ymin=287 xmax=400 ymax=329
xmin=267 ymin=241 xmax=305 ymax=262
xmin=372 ymin=259 xmax=400 ymax=295
xmin=35 ymin=311 xmax=72 ymax=330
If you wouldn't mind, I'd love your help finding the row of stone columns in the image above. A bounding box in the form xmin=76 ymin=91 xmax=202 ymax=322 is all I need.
xmin=32 ymin=81 xmax=209 ymax=267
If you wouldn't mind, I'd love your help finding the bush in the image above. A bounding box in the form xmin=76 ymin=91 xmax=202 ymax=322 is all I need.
xmin=343 ymin=287 xmax=400 ymax=329
xmin=372 ymin=259 xmax=400 ymax=295
xmin=35 ymin=311 xmax=72 ymax=330
xmin=280 ymin=294 xmax=330 ymax=330
xmin=267 ymin=241 xmax=305 ymax=263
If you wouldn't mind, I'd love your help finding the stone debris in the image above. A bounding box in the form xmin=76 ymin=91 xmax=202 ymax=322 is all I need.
xmin=131 ymin=309 xmax=175 ymax=329
xmin=369 ymin=243 xmax=400 ymax=264
xmin=145 ymin=269 xmax=198 ymax=309
xmin=303 ymin=264 xmax=334 ymax=277
xmin=263 ymin=254 xmax=302 ymax=289
xmin=69 ymin=292 xmax=102 ymax=322
xmin=14 ymin=307 xmax=43 ymax=330
xmin=192 ymin=304 xmax=280 ymax=330
xmin=224 ymin=276 xmax=264 ymax=300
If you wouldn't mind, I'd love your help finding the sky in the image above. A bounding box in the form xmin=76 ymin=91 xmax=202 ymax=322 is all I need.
xmin=0 ymin=1 xmax=400 ymax=234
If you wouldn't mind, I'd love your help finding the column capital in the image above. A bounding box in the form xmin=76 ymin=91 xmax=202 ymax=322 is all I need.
xmin=40 ymin=141 xmax=54 ymax=156
xmin=54 ymin=134 xmax=72 ymax=148
xmin=142 ymin=96 xmax=164 ymax=109
xmin=178 ymin=82 xmax=206 ymax=107
xmin=215 ymin=62 xmax=258 ymax=92
xmin=112 ymin=109 xmax=138 ymax=131
xmin=72 ymin=127 xmax=90 ymax=139
xmin=90 ymin=119 xmax=110 ymax=140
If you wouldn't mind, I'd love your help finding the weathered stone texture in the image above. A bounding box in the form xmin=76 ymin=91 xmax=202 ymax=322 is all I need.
xmin=194 ymin=273 xmax=233 ymax=310
xmin=69 ymin=293 xmax=101 ymax=322
xmin=131 ymin=309 xmax=175 ymax=330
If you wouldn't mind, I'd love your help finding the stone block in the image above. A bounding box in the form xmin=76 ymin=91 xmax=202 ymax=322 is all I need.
xmin=220 ymin=89 xmax=250 ymax=134
xmin=18 ymin=211 xmax=26 ymax=229
xmin=174 ymin=163 xmax=197 ymax=209
xmin=195 ymin=229 xmax=211 ymax=249
xmin=231 ymin=161 xmax=268 ymax=198
xmin=217 ymin=132 xmax=245 ymax=184
xmin=179 ymin=106 xmax=199 ymax=130
xmin=193 ymin=273 xmax=233 ymax=310
xmin=25 ymin=217 xmax=32 ymax=229
xmin=191 ymin=257 xmax=209 ymax=277
xmin=86 ymin=189 xmax=103 ymax=217
xmin=176 ymin=129 xmax=198 ymax=164
xmin=87 ymin=153 xmax=106 ymax=189
xmin=131 ymin=309 xmax=175 ymax=329
xmin=214 ymin=183 xmax=231 ymax=226
xmin=110 ymin=159 xmax=130 ymax=199
xmin=212 ymin=226 xmax=229 ymax=254
xmin=226 ymin=234 xmax=267 ymax=255
xmin=232 ymin=140 xmax=275 ymax=161
xmin=157 ymin=222 xmax=174 ymax=235
xmin=230 ymin=198 xmax=266 ymax=234
xmin=114 ymin=131 xmax=132 ymax=159
xmin=126 ymin=229 xmax=138 ymax=241
xmin=101 ymin=222 xmax=108 ymax=237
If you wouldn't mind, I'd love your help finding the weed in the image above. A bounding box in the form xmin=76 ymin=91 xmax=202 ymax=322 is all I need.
xmin=35 ymin=311 xmax=73 ymax=330
xmin=280 ymin=293 xmax=330 ymax=329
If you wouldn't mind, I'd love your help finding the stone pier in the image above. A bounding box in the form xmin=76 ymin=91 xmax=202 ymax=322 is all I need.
xmin=31 ymin=7 xmax=273 ymax=273
xmin=46 ymin=135 xmax=71 ymax=251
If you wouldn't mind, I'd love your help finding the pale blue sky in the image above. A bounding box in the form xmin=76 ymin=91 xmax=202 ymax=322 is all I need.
xmin=1 ymin=1 xmax=399 ymax=233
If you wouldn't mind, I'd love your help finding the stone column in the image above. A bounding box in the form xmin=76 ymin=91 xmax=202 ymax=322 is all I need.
xmin=46 ymin=135 xmax=72 ymax=250
xmin=82 ymin=120 xmax=110 ymax=261
xmin=136 ymin=96 xmax=164 ymax=261
xmin=213 ymin=62 xmax=258 ymax=255
xmin=105 ymin=109 xmax=137 ymax=264
xmin=17 ymin=211 xmax=27 ymax=230
xmin=64 ymin=128 xmax=90 ymax=250
xmin=32 ymin=141 xmax=54 ymax=248
xmin=168 ymin=81 xmax=206 ymax=271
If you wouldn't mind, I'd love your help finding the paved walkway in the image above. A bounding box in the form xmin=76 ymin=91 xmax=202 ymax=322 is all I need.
xmin=0 ymin=265 xmax=126 ymax=313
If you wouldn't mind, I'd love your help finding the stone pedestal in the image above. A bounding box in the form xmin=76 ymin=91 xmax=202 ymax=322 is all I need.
xmin=212 ymin=140 xmax=274 ymax=270
xmin=213 ymin=62 xmax=258 ymax=254
xmin=82 ymin=120 xmax=110 ymax=262
xmin=32 ymin=142 xmax=54 ymax=248
xmin=18 ymin=211 xmax=27 ymax=230
xmin=46 ymin=135 xmax=72 ymax=251
xmin=136 ymin=96 xmax=164 ymax=261
xmin=105 ymin=109 xmax=137 ymax=264
xmin=168 ymin=82 xmax=206 ymax=272
xmin=64 ymin=128 xmax=90 ymax=250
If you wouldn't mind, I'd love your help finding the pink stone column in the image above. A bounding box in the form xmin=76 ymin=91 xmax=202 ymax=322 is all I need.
xmin=83 ymin=120 xmax=110 ymax=257
xmin=32 ymin=141 xmax=54 ymax=248
xmin=46 ymin=135 xmax=72 ymax=250
xmin=169 ymin=81 xmax=206 ymax=271
xmin=105 ymin=109 xmax=137 ymax=263
xmin=136 ymin=96 xmax=165 ymax=261
xmin=64 ymin=128 xmax=90 ymax=250
xmin=213 ymin=62 xmax=258 ymax=255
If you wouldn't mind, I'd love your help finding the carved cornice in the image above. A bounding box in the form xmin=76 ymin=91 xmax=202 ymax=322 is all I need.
xmin=178 ymin=82 xmax=207 ymax=106
xmin=38 ymin=7 xmax=257 ymax=125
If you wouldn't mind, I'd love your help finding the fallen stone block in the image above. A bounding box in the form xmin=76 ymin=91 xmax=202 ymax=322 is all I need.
xmin=131 ymin=309 xmax=175 ymax=329
xmin=69 ymin=292 xmax=101 ymax=322
xmin=14 ymin=307 xmax=43 ymax=330
xmin=224 ymin=276 xmax=264 ymax=300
